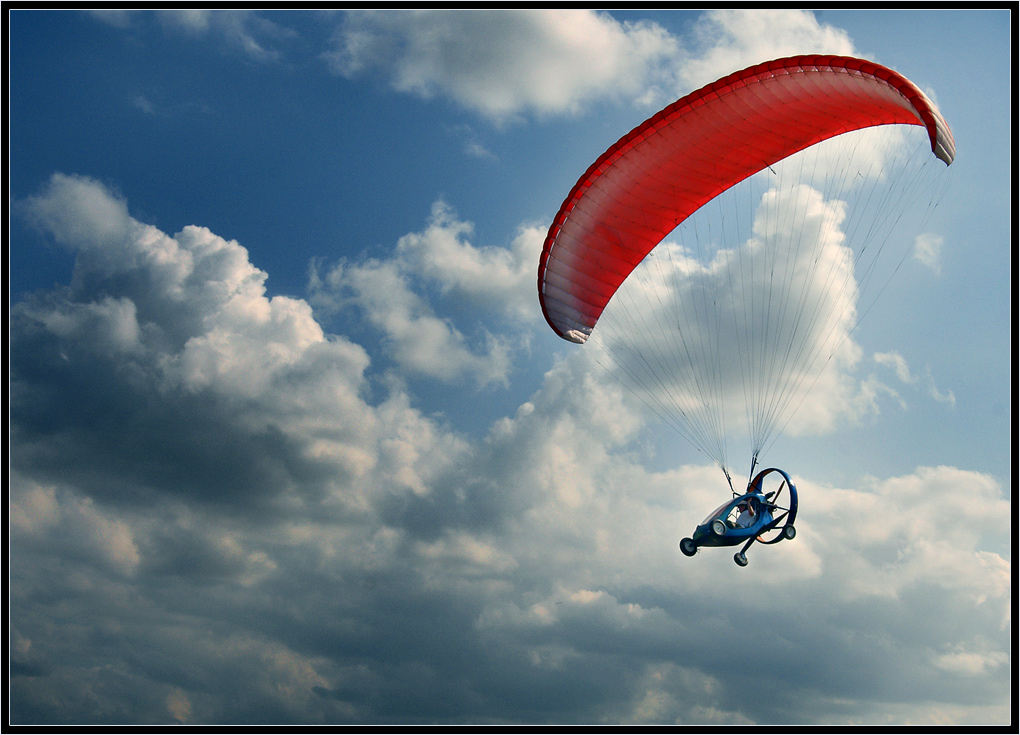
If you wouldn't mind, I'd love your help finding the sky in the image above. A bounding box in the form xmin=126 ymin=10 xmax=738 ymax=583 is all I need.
xmin=8 ymin=8 xmax=1012 ymax=727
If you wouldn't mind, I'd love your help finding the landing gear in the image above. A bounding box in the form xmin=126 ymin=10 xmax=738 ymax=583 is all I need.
xmin=679 ymin=538 xmax=697 ymax=557
xmin=734 ymin=552 xmax=748 ymax=567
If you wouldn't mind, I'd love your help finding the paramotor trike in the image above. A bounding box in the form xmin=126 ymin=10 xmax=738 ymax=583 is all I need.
xmin=679 ymin=467 xmax=798 ymax=566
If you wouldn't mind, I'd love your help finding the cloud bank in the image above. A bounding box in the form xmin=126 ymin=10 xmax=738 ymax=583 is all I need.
xmin=10 ymin=174 xmax=1009 ymax=726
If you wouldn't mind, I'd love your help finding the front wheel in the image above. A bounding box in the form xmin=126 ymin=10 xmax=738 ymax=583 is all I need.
xmin=734 ymin=552 xmax=748 ymax=567
xmin=679 ymin=538 xmax=697 ymax=557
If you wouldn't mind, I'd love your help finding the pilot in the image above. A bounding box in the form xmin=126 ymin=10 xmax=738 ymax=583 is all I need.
xmin=735 ymin=501 xmax=756 ymax=528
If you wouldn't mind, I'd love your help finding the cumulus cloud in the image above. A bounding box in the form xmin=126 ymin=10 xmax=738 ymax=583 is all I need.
xmin=313 ymin=255 xmax=513 ymax=388
xmin=310 ymin=200 xmax=541 ymax=388
xmin=393 ymin=201 xmax=541 ymax=322
xmin=12 ymin=173 xmax=422 ymax=507
xmin=324 ymin=9 xmax=680 ymax=120
xmin=10 ymin=174 xmax=1009 ymax=726
xmin=676 ymin=9 xmax=856 ymax=91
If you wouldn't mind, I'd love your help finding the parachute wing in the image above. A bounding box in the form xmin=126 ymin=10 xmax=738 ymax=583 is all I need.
xmin=538 ymin=55 xmax=955 ymax=345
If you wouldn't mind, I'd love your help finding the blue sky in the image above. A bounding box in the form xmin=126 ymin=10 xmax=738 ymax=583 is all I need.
xmin=9 ymin=9 xmax=1011 ymax=726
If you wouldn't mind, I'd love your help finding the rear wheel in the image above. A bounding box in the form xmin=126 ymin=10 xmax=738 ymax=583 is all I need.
xmin=734 ymin=552 xmax=748 ymax=567
xmin=679 ymin=538 xmax=697 ymax=557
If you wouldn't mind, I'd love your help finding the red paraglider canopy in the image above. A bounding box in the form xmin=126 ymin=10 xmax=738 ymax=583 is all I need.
xmin=538 ymin=55 xmax=955 ymax=344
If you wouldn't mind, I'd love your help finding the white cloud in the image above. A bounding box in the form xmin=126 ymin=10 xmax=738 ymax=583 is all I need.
xmin=132 ymin=95 xmax=156 ymax=115
xmin=463 ymin=139 xmax=497 ymax=161
xmin=155 ymin=8 xmax=214 ymax=34
xmin=794 ymin=467 xmax=1011 ymax=630
xmin=874 ymin=350 xmax=914 ymax=384
xmin=677 ymin=9 xmax=856 ymax=91
xmin=312 ymin=200 xmax=539 ymax=388
xmin=325 ymin=9 xmax=679 ymax=120
xmin=394 ymin=201 xmax=542 ymax=322
xmin=84 ymin=9 xmax=139 ymax=29
xmin=22 ymin=172 xmax=136 ymax=261
xmin=313 ymin=255 xmax=513 ymax=388
xmin=88 ymin=9 xmax=296 ymax=62
xmin=933 ymin=645 xmax=1010 ymax=676
xmin=874 ymin=351 xmax=956 ymax=407
xmin=913 ymin=232 xmax=945 ymax=275
xmin=926 ymin=375 xmax=956 ymax=405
